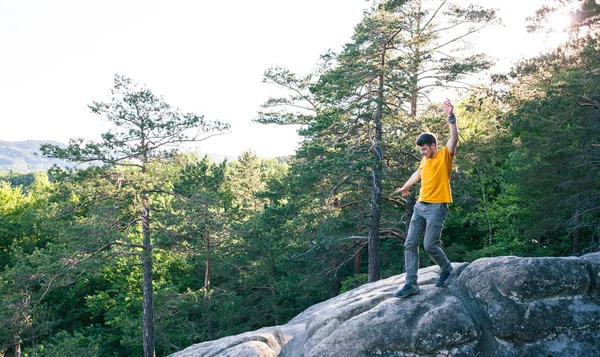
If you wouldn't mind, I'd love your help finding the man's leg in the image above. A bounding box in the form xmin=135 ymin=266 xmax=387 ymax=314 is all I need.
xmin=394 ymin=204 xmax=426 ymax=298
xmin=404 ymin=203 xmax=426 ymax=286
xmin=422 ymin=203 xmax=453 ymax=286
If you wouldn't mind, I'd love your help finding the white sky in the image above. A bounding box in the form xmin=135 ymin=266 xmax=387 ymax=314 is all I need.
xmin=0 ymin=0 xmax=567 ymax=158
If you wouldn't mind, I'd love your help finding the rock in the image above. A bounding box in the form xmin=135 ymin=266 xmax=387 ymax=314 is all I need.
xmin=168 ymin=253 xmax=600 ymax=357
xmin=457 ymin=255 xmax=600 ymax=356
xmin=169 ymin=327 xmax=286 ymax=357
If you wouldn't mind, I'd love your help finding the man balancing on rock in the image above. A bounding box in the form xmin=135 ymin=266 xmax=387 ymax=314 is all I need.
xmin=394 ymin=98 xmax=458 ymax=298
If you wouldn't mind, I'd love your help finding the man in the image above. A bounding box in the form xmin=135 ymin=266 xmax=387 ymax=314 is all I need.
xmin=394 ymin=98 xmax=458 ymax=298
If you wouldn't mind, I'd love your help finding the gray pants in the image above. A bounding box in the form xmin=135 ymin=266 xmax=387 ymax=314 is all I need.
xmin=404 ymin=202 xmax=451 ymax=286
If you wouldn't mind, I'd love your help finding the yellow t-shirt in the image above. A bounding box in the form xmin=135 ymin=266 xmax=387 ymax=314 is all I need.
xmin=418 ymin=146 xmax=454 ymax=203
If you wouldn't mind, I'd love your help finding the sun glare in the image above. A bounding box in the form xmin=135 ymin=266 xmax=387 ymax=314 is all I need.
xmin=540 ymin=9 xmax=572 ymax=49
xmin=546 ymin=10 xmax=572 ymax=33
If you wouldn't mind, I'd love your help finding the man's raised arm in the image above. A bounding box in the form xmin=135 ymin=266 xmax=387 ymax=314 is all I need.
xmin=444 ymin=99 xmax=459 ymax=156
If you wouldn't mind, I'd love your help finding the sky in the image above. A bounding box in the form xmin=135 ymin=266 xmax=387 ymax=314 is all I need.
xmin=0 ymin=0 xmax=568 ymax=158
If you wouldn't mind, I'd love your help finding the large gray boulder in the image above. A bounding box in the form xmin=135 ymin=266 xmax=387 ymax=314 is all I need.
xmin=168 ymin=253 xmax=600 ymax=357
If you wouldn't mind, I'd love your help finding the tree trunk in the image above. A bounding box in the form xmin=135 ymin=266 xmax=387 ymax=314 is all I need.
xmin=12 ymin=311 xmax=23 ymax=357
xmin=329 ymin=257 xmax=342 ymax=297
xmin=409 ymin=0 xmax=422 ymax=118
xmin=368 ymin=171 xmax=382 ymax=283
xmin=141 ymin=199 xmax=155 ymax=357
xmin=204 ymin=234 xmax=211 ymax=288
xmin=204 ymin=233 xmax=214 ymax=340
xmin=353 ymin=242 xmax=363 ymax=275
xmin=405 ymin=194 xmax=416 ymax=233
xmin=409 ymin=95 xmax=418 ymax=118
xmin=572 ymin=210 xmax=581 ymax=256
xmin=368 ymin=49 xmax=385 ymax=283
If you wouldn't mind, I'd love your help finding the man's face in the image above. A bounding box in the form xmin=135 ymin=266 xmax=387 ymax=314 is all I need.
xmin=418 ymin=144 xmax=436 ymax=159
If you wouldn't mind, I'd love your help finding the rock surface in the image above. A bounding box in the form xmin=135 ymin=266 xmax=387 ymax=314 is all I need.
xmin=168 ymin=253 xmax=600 ymax=357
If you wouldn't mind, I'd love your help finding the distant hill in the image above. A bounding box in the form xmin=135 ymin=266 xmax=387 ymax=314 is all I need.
xmin=0 ymin=140 xmax=245 ymax=173
xmin=0 ymin=140 xmax=77 ymax=173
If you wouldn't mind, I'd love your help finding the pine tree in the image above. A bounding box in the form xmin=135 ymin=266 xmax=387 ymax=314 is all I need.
xmin=41 ymin=74 xmax=228 ymax=357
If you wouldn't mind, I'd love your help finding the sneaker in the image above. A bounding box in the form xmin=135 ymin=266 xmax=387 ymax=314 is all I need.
xmin=394 ymin=284 xmax=421 ymax=298
xmin=436 ymin=268 xmax=454 ymax=287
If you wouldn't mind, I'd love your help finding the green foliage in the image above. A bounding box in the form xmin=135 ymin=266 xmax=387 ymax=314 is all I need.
xmin=28 ymin=331 xmax=101 ymax=357
xmin=503 ymin=33 xmax=599 ymax=255
xmin=339 ymin=274 xmax=369 ymax=294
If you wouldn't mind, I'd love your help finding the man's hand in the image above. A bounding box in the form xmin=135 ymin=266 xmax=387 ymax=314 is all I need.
xmin=395 ymin=186 xmax=410 ymax=197
xmin=443 ymin=98 xmax=454 ymax=116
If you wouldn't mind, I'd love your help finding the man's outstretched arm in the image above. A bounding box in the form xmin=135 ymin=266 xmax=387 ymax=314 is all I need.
xmin=395 ymin=169 xmax=421 ymax=197
xmin=444 ymin=98 xmax=459 ymax=156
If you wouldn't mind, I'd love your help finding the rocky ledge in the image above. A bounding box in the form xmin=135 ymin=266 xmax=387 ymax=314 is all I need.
xmin=169 ymin=253 xmax=600 ymax=357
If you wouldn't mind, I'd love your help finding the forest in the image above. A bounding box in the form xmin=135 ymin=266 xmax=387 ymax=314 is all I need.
xmin=0 ymin=0 xmax=598 ymax=356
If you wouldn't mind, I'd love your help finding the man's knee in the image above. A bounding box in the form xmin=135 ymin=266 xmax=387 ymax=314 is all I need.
xmin=424 ymin=241 xmax=440 ymax=254
xmin=404 ymin=241 xmax=419 ymax=252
